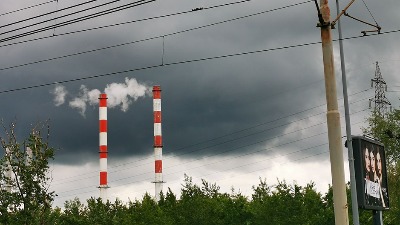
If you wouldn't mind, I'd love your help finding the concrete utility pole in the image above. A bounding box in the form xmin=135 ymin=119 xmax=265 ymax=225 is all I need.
xmin=317 ymin=1 xmax=349 ymax=224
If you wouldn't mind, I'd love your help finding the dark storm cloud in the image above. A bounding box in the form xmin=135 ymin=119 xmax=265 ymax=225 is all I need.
xmin=0 ymin=0 xmax=399 ymax=166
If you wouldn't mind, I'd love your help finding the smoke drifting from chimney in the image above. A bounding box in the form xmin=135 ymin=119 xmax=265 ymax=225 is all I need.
xmin=51 ymin=78 xmax=150 ymax=116
xmin=51 ymin=85 xmax=68 ymax=106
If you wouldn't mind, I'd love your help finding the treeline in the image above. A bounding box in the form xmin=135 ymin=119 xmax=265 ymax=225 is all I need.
xmin=2 ymin=110 xmax=400 ymax=225
xmin=14 ymin=175 xmax=397 ymax=225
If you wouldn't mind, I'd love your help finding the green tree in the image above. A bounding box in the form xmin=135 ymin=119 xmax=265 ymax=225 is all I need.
xmin=57 ymin=198 xmax=87 ymax=225
xmin=249 ymin=179 xmax=332 ymax=225
xmin=364 ymin=110 xmax=400 ymax=164
xmin=176 ymin=174 xmax=251 ymax=225
xmin=0 ymin=122 xmax=56 ymax=225
xmin=364 ymin=109 xmax=400 ymax=224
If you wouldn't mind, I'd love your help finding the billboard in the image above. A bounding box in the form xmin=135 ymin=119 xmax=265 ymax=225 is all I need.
xmin=352 ymin=136 xmax=390 ymax=210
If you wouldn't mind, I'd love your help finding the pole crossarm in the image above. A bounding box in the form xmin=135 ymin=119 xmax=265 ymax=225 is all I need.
xmin=330 ymin=0 xmax=381 ymax=35
xmin=331 ymin=0 xmax=355 ymax=27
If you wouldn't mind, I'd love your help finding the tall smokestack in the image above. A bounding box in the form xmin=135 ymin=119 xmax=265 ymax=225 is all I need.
xmin=99 ymin=93 xmax=109 ymax=200
xmin=152 ymin=85 xmax=164 ymax=201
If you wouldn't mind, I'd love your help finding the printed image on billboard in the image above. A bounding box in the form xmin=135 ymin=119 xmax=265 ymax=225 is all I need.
xmin=353 ymin=136 xmax=389 ymax=210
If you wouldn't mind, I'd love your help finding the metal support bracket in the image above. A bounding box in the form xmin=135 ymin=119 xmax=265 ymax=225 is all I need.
xmin=314 ymin=0 xmax=330 ymax=28
xmin=331 ymin=0 xmax=356 ymax=28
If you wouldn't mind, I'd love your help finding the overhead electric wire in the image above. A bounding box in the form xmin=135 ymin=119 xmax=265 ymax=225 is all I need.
xmin=361 ymin=0 xmax=379 ymax=26
xmin=56 ymin=144 xmax=331 ymax=199
xmin=51 ymin=96 xmax=371 ymax=186
xmin=57 ymin=114 xmax=370 ymax=199
xmin=167 ymin=88 xmax=370 ymax=154
xmin=109 ymin=132 xmax=331 ymax=185
xmin=1 ymin=28 xmax=400 ymax=95
xmin=0 ymin=0 xmax=102 ymax=29
xmin=52 ymin=105 xmax=330 ymax=186
xmin=106 ymin=104 xmax=370 ymax=176
xmin=0 ymin=0 xmax=156 ymax=43
xmin=57 ymin=113 xmax=369 ymax=199
xmin=0 ymin=0 xmax=254 ymax=71
xmin=55 ymin=112 xmax=369 ymax=198
xmin=0 ymin=0 xmax=57 ymax=17
xmin=0 ymin=0 xmax=306 ymax=48
xmin=50 ymin=80 xmax=330 ymax=185
xmin=55 ymin=134 xmax=332 ymax=196
xmin=106 ymin=88 xmax=370 ymax=171
xmin=191 ymin=117 xmax=368 ymax=186
xmin=57 ymin=117 xmax=368 ymax=199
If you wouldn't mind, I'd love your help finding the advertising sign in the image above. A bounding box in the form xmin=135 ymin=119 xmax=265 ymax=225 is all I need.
xmin=352 ymin=136 xmax=390 ymax=210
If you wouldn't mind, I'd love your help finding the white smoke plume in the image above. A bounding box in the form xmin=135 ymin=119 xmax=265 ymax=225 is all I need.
xmin=51 ymin=78 xmax=151 ymax=116
xmin=105 ymin=77 xmax=149 ymax=112
xmin=68 ymin=85 xmax=101 ymax=117
xmin=51 ymin=85 xmax=68 ymax=106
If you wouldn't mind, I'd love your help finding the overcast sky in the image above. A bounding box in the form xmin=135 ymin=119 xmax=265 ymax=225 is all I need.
xmin=0 ymin=0 xmax=399 ymax=207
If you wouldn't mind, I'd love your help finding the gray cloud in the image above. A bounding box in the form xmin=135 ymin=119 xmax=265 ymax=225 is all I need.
xmin=0 ymin=0 xmax=398 ymax=168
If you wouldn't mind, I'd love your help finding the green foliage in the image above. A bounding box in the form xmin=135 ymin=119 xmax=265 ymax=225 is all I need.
xmin=364 ymin=109 xmax=400 ymax=164
xmin=35 ymin=175 xmax=347 ymax=225
xmin=0 ymin=122 xmax=55 ymax=225
xmin=250 ymin=179 xmax=331 ymax=225
xmin=364 ymin=109 xmax=400 ymax=224
xmin=385 ymin=162 xmax=400 ymax=224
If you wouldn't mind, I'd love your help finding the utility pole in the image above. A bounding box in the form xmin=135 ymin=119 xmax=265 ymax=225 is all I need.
xmin=316 ymin=1 xmax=349 ymax=224
xmin=335 ymin=0 xmax=360 ymax=224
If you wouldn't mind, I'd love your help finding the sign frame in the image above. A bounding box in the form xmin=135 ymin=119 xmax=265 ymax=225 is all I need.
xmin=352 ymin=136 xmax=390 ymax=211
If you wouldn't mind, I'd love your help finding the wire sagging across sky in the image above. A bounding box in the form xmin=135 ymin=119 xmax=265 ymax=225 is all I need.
xmin=1 ymin=27 xmax=399 ymax=95
xmin=0 ymin=0 xmax=57 ymax=17
xmin=0 ymin=0 xmax=103 ymax=29
xmin=0 ymin=0 xmax=255 ymax=70
xmin=0 ymin=0 xmax=157 ymax=43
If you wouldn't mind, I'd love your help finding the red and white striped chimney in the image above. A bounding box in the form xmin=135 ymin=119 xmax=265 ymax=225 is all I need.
xmin=153 ymin=85 xmax=164 ymax=201
xmin=99 ymin=93 xmax=109 ymax=199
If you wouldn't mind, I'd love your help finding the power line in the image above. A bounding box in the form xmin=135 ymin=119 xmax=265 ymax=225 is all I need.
xmin=56 ymin=112 xmax=369 ymax=199
xmin=55 ymin=114 xmax=370 ymax=199
xmin=0 ymin=0 xmax=102 ymax=29
xmin=0 ymin=0 xmax=156 ymax=43
xmin=55 ymin=146 xmax=330 ymax=199
xmin=70 ymin=87 xmax=371 ymax=183
xmin=51 ymin=97 xmax=370 ymax=186
xmin=0 ymin=0 xmax=307 ymax=48
xmin=55 ymin=136 xmax=331 ymax=196
xmin=102 ymin=105 xmax=370 ymax=176
xmin=0 ymin=0 xmax=255 ymax=71
xmin=54 ymin=110 xmax=369 ymax=198
xmin=1 ymin=28 xmax=399 ymax=95
xmin=55 ymin=113 xmax=365 ymax=199
xmin=49 ymin=79 xmax=329 ymax=185
xmin=360 ymin=0 xmax=379 ymax=27
xmin=0 ymin=0 xmax=57 ymax=17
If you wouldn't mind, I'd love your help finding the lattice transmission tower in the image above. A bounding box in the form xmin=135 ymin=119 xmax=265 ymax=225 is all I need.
xmin=369 ymin=61 xmax=391 ymax=116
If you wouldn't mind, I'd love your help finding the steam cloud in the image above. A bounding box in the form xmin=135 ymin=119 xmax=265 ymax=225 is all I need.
xmin=51 ymin=85 xmax=68 ymax=106
xmin=51 ymin=78 xmax=151 ymax=117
